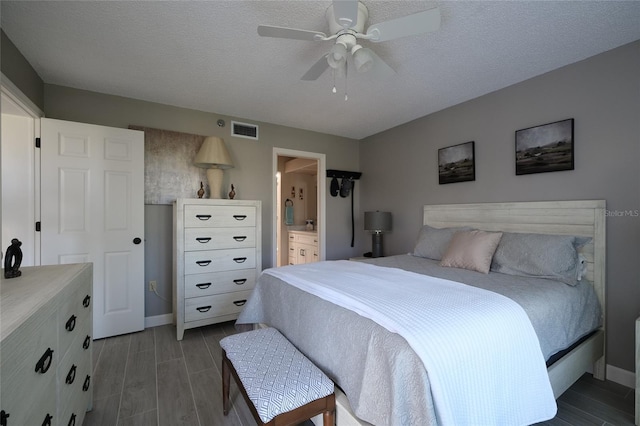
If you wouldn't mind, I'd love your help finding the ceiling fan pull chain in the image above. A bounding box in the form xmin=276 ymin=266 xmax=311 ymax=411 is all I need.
xmin=332 ymin=68 xmax=337 ymax=94
xmin=344 ymin=63 xmax=349 ymax=101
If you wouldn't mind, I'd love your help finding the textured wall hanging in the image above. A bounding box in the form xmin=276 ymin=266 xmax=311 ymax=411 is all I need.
xmin=129 ymin=126 xmax=209 ymax=204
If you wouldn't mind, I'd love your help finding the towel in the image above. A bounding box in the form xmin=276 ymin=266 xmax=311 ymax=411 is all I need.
xmin=284 ymin=205 xmax=294 ymax=225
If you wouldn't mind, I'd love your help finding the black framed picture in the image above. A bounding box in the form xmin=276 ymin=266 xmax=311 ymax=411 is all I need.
xmin=438 ymin=141 xmax=475 ymax=184
xmin=515 ymin=118 xmax=574 ymax=175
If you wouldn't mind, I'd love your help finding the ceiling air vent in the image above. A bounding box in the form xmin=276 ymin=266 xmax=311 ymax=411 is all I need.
xmin=231 ymin=121 xmax=259 ymax=140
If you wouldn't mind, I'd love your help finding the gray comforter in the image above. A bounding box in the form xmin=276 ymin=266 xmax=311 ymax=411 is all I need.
xmin=236 ymin=255 xmax=602 ymax=425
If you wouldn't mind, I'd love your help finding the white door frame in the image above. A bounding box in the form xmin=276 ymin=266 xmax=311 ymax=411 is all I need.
xmin=272 ymin=148 xmax=326 ymax=268
xmin=1 ymin=74 xmax=44 ymax=264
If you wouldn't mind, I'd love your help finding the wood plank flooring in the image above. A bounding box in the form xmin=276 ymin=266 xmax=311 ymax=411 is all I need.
xmin=83 ymin=321 xmax=635 ymax=426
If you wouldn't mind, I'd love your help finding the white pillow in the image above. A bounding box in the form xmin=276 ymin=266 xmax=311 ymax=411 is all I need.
xmin=440 ymin=230 xmax=503 ymax=274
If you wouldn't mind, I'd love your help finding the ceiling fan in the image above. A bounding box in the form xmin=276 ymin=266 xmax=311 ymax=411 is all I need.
xmin=257 ymin=0 xmax=441 ymax=82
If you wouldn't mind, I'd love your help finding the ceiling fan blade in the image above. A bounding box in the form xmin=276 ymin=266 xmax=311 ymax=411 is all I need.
xmin=368 ymin=50 xmax=395 ymax=79
xmin=366 ymin=7 xmax=441 ymax=43
xmin=301 ymin=56 xmax=330 ymax=81
xmin=332 ymin=0 xmax=359 ymax=28
xmin=258 ymin=25 xmax=326 ymax=41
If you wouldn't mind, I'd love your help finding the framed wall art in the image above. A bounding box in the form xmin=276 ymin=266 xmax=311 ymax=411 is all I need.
xmin=438 ymin=141 xmax=475 ymax=184
xmin=515 ymin=118 xmax=574 ymax=175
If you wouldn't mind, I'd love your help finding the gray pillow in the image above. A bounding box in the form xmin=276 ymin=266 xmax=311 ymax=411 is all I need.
xmin=412 ymin=225 xmax=471 ymax=261
xmin=490 ymin=232 xmax=591 ymax=286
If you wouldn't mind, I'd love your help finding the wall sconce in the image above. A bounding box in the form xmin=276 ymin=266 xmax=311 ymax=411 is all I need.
xmin=194 ymin=136 xmax=234 ymax=198
xmin=364 ymin=211 xmax=392 ymax=258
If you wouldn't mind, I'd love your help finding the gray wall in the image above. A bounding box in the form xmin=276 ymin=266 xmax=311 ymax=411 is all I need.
xmin=43 ymin=84 xmax=361 ymax=317
xmin=1 ymin=30 xmax=44 ymax=110
xmin=359 ymin=41 xmax=640 ymax=372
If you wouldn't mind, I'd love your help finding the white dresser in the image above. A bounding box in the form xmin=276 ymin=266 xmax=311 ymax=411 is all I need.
xmin=174 ymin=198 xmax=262 ymax=340
xmin=288 ymin=231 xmax=319 ymax=265
xmin=1 ymin=263 xmax=93 ymax=426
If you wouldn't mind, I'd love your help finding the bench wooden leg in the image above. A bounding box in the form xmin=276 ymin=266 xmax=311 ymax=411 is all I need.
xmin=323 ymin=393 xmax=336 ymax=426
xmin=222 ymin=351 xmax=231 ymax=416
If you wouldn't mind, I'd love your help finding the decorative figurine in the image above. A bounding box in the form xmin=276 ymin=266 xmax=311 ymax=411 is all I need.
xmin=197 ymin=181 xmax=205 ymax=198
xmin=229 ymin=184 xmax=236 ymax=200
xmin=4 ymin=238 xmax=23 ymax=279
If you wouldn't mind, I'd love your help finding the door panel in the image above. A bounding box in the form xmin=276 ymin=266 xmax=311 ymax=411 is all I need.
xmin=41 ymin=118 xmax=144 ymax=339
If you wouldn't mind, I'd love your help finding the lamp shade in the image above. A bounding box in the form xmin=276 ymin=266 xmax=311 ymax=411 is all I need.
xmin=194 ymin=136 xmax=233 ymax=169
xmin=364 ymin=211 xmax=392 ymax=232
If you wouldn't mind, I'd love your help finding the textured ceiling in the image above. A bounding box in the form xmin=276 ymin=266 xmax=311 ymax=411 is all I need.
xmin=2 ymin=1 xmax=639 ymax=140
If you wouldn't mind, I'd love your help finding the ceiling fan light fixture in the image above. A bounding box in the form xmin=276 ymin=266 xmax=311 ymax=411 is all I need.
xmin=352 ymin=45 xmax=374 ymax=73
xmin=327 ymin=42 xmax=347 ymax=69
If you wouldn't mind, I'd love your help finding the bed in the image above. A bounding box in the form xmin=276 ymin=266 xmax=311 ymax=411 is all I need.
xmin=237 ymin=200 xmax=606 ymax=425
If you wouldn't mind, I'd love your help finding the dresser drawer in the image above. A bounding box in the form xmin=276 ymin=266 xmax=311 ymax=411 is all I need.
xmin=1 ymin=308 xmax=58 ymax=426
xmin=184 ymin=227 xmax=256 ymax=251
xmin=295 ymin=233 xmax=318 ymax=246
xmin=184 ymin=205 xmax=256 ymax=228
xmin=185 ymin=248 xmax=256 ymax=274
xmin=58 ymin=332 xmax=91 ymax=422
xmin=59 ymin=282 xmax=92 ymax=358
xmin=185 ymin=270 xmax=256 ymax=298
xmin=185 ymin=290 xmax=253 ymax=322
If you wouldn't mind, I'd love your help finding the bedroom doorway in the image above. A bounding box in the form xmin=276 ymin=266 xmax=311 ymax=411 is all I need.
xmin=272 ymin=148 xmax=326 ymax=267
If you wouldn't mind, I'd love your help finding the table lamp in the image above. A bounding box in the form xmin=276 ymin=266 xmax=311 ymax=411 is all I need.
xmin=194 ymin=136 xmax=234 ymax=198
xmin=364 ymin=211 xmax=392 ymax=258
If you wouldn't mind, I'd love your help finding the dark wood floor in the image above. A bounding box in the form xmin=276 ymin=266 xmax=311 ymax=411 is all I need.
xmin=83 ymin=321 xmax=635 ymax=426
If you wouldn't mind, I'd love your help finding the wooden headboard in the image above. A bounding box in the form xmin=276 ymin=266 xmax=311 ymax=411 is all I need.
xmin=423 ymin=200 xmax=606 ymax=328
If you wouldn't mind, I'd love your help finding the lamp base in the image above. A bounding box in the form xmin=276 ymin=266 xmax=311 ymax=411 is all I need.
xmin=371 ymin=232 xmax=384 ymax=258
xmin=206 ymin=168 xmax=224 ymax=199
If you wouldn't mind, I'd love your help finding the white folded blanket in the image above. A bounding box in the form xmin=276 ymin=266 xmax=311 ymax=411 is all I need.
xmin=264 ymin=260 xmax=557 ymax=425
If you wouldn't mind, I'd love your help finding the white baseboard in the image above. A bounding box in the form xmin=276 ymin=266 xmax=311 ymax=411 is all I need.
xmin=145 ymin=313 xmax=173 ymax=328
xmin=606 ymin=364 xmax=635 ymax=389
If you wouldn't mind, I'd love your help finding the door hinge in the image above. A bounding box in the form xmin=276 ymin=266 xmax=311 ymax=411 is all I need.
xmin=35 ymin=221 xmax=41 ymax=232
xmin=35 ymin=137 xmax=41 ymax=148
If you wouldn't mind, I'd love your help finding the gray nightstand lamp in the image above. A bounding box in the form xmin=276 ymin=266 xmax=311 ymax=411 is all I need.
xmin=194 ymin=136 xmax=234 ymax=199
xmin=365 ymin=211 xmax=392 ymax=258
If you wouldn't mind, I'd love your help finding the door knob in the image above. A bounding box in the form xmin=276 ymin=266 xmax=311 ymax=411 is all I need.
xmin=133 ymin=237 xmax=142 ymax=244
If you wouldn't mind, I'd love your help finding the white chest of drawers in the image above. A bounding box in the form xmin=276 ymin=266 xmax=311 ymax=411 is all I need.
xmin=174 ymin=199 xmax=261 ymax=340
xmin=1 ymin=263 xmax=93 ymax=426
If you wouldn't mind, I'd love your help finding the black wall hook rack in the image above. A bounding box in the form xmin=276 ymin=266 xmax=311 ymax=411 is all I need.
xmin=326 ymin=169 xmax=362 ymax=180
xmin=326 ymin=170 xmax=362 ymax=248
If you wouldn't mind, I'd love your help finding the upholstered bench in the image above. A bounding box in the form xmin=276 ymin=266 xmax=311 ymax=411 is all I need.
xmin=220 ymin=327 xmax=335 ymax=426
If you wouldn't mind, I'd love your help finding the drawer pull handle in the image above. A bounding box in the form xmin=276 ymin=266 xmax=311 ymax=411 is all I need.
xmin=42 ymin=413 xmax=53 ymax=426
xmin=196 ymin=282 xmax=212 ymax=289
xmin=1 ymin=410 xmax=9 ymax=426
xmin=65 ymin=314 xmax=77 ymax=332
xmin=196 ymin=305 xmax=212 ymax=313
xmin=233 ymin=279 xmax=247 ymax=285
xmin=68 ymin=413 xmax=76 ymax=426
xmin=35 ymin=348 xmax=54 ymax=374
xmin=83 ymin=375 xmax=91 ymax=392
xmin=233 ymin=215 xmax=247 ymax=221
xmin=83 ymin=294 xmax=91 ymax=308
xmin=196 ymin=237 xmax=211 ymax=243
xmin=233 ymin=236 xmax=247 ymax=242
xmin=196 ymin=260 xmax=212 ymax=267
xmin=196 ymin=214 xmax=212 ymax=221
xmin=83 ymin=335 xmax=91 ymax=350
xmin=66 ymin=364 xmax=77 ymax=385
xmin=233 ymin=257 xmax=247 ymax=263
xmin=233 ymin=300 xmax=247 ymax=307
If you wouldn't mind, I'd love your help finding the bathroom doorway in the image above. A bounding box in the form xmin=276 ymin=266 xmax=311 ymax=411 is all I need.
xmin=272 ymin=148 xmax=326 ymax=267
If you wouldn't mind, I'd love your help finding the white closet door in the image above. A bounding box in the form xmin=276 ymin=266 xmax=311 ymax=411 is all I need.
xmin=41 ymin=118 xmax=144 ymax=339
